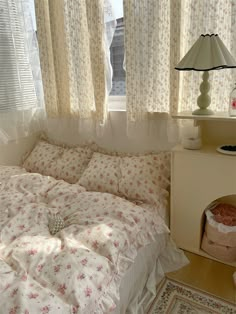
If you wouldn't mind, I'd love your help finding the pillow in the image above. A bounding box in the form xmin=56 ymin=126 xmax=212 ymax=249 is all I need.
xmin=78 ymin=152 xmax=121 ymax=195
xmin=119 ymin=152 xmax=170 ymax=204
xmin=23 ymin=140 xmax=94 ymax=183
xmin=49 ymin=146 xmax=93 ymax=183
xmin=23 ymin=140 xmax=63 ymax=176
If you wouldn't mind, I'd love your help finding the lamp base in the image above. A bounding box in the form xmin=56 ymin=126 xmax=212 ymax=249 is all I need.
xmin=193 ymin=71 xmax=214 ymax=116
xmin=192 ymin=108 xmax=214 ymax=115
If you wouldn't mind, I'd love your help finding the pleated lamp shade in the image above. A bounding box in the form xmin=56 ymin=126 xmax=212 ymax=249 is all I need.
xmin=175 ymin=34 xmax=236 ymax=71
xmin=175 ymin=34 xmax=236 ymax=115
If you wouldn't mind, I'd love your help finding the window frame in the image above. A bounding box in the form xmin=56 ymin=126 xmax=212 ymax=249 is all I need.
xmin=108 ymin=95 xmax=126 ymax=111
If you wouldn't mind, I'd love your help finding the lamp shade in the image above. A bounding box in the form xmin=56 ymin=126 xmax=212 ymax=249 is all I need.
xmin=175 ymin=34 xmax=236 ymax=71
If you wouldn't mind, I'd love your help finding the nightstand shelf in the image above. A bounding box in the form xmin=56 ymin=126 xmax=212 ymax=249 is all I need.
xmin=170 ymin=144 xmax=236 ymax=267
xmin=172 ymin=111 xmax=236 ymax=121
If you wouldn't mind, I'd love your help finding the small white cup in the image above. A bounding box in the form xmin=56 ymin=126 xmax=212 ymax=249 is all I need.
xmin=182 ymin=137 xmax=202 ymax=150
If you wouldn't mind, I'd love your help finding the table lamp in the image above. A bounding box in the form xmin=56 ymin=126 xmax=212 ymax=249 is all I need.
xmin=175 ymin=34 xmax=236 ymax=115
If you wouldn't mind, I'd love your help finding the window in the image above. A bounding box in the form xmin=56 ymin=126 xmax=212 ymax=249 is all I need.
xmin=110 ymin=18 xmax=125 ymax=96
xmin=108 ymin=1 xmax=126 ymax=111
xmin=0 ymin=0 xmax=39 ymax=112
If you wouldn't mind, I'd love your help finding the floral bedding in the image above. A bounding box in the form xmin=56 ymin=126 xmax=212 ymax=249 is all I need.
xmin=0 ymin=167 xmax=169 ymax=314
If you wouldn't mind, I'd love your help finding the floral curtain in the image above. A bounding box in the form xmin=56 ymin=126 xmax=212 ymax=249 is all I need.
xmin=123 ymin=0 xmax=180 ymax=122
xmin=123 ymin=0 xmax=236 ymax=122
xmin=35 ymin=0 xmax=113 ymax=125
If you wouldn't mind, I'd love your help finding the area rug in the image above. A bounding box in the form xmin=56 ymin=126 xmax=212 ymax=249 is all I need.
xmin=147 ymin=278 xmax=236 ymax=314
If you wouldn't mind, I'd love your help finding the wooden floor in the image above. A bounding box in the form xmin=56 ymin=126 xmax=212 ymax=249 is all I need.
xmin=166 ymin=251 xmax=236 ymax=304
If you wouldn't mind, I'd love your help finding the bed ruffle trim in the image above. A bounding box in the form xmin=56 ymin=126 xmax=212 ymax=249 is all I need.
xmin=92 ymin=220 xmax=171 ymax=313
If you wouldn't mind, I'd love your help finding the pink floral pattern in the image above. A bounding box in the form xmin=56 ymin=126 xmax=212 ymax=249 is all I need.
xmin=23 ymin=140 xmax=63 ymax=176
xmin=0 ymin=166 xmax=26 ymax=181
xmin=119 ymin=152 xmax=170 ymax=205
xmin=23 ymin=141 xmax=93 ymax=183
xmin=49 ymin=146 xmax=93 ymax=183
xmin=0 ymin=169 xmax=168 ymax=313
xmin=78 ymin=152 xmax=121 ymax=195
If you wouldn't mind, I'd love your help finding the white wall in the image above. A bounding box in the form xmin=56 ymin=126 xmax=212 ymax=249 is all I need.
xmin=43 ymin=113 xmax=236 ymax=153
xmin=0 ymin=134 xmax=38 ymax=165
xmin=0 ymin=114 xmax=234 ymax=166
xmin=45 ymin=112 xmax=179 ymax=153
xmin=0 ymin=112 xmax=178 ymax=166
xmin=200 ymin=119 xmax=236 ymax=145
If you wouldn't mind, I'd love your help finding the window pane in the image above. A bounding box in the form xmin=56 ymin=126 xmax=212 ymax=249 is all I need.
xmin=0 ymin=0 xmax=38 ymax=111
xmin=109 ymin=17 xmax=125 ymax=96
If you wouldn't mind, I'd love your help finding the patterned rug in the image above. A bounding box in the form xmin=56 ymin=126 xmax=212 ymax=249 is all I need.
xmin=147 ymin=278 xmax=236 ymax=314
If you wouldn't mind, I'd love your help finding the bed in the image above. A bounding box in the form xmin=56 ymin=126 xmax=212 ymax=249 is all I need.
xmin=0 ymin=140 xmax=188 ymax=314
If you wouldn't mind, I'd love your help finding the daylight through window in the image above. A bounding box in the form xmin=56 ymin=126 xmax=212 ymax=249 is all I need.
xmin=110 ymin=17 xmax=125 ymax=96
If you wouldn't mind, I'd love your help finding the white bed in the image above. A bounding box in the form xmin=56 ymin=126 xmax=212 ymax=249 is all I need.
xmin=115 ymin=233 xmax=187 ymax=314
xmin=0 ymin=140 xmax=188 ymax=313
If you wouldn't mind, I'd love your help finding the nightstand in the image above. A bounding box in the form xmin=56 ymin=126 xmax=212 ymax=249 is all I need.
xmin=170 ymin=144 xmax=236 ymax=267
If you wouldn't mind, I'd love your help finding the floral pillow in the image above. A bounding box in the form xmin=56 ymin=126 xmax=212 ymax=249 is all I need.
xmin=78 ymin=152 xmax=121 ymax=195
xmin=22 ymin=140 xmax=63 ymax=176
xmin=119 ymin=152 xmax=170 ymax=205
xmin=49 ymin=146 xmax=93 ymax=183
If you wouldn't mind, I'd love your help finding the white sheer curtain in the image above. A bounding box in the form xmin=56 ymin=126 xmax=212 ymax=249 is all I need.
xmin=0 ymin=0 xmax=44 ymax=144
xmin=124 ymin=0 xmax=236 ymax=123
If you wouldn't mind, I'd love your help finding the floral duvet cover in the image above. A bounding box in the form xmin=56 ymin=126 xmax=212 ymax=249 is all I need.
xmin=0 ymin=168 xmax=169 ymax=314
